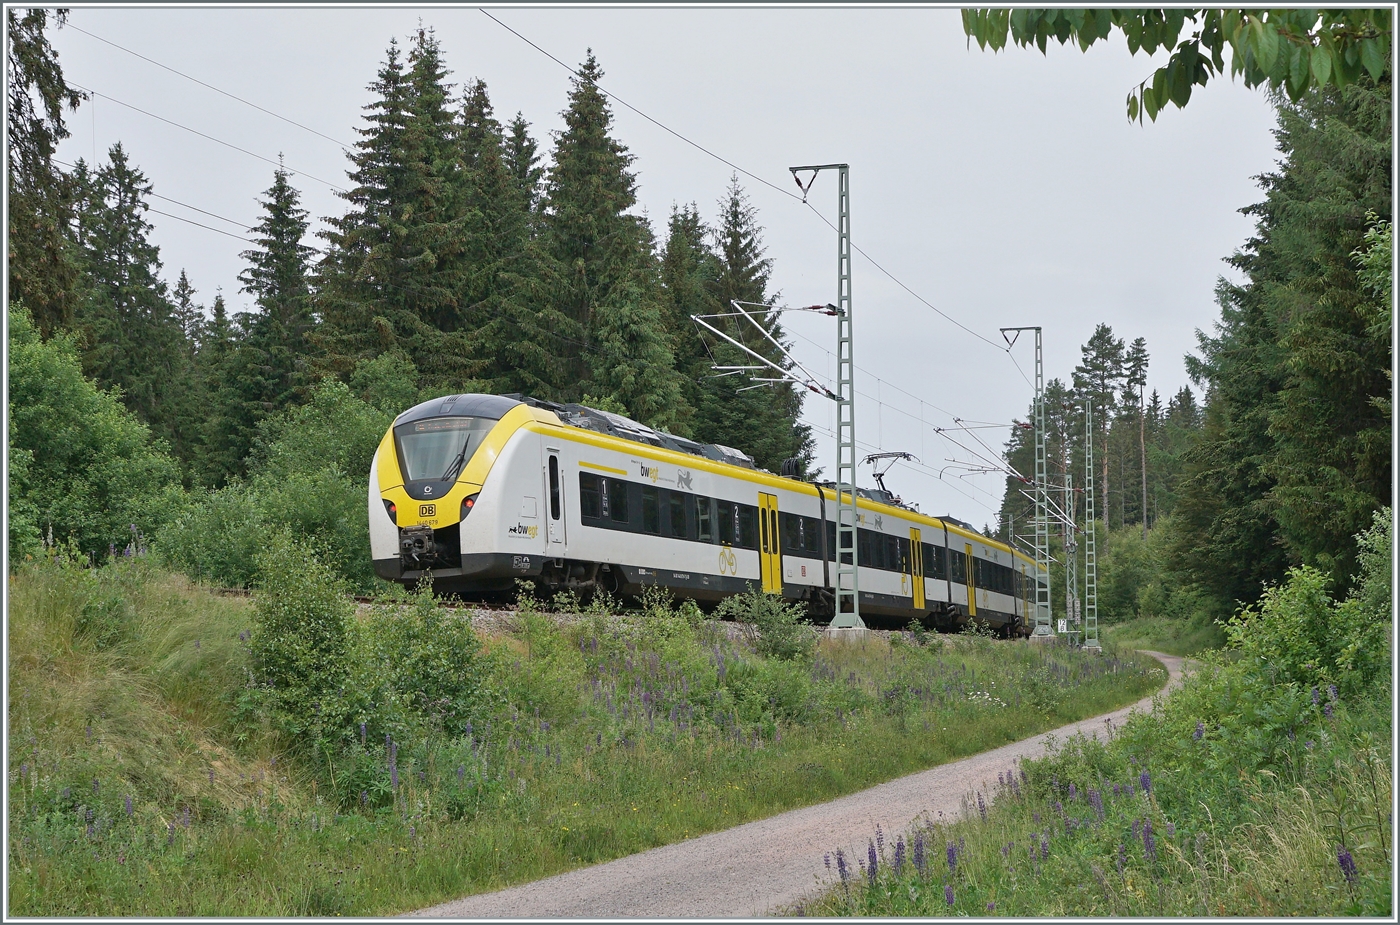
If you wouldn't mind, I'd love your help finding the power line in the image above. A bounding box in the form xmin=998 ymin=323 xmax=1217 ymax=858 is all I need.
xmin=481 ymin=8 xmax=1035 ymax=391
xmin=146 ymin=207 xmax=253 ymax=243
xmin=68 ymin=81 xmax=348 ymax=193
xmin=478 ymin=8 xmax=803 ymax=205
xmin=65 ymin=21 xmax=353 ymax=149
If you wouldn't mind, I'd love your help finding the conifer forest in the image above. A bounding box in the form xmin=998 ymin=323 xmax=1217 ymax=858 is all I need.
xmin=5 ymin=9 xmax=1393 ymax=918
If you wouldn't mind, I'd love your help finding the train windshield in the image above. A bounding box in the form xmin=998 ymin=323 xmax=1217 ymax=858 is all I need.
xmin=394 ymin=416 xmax=497 ymax=482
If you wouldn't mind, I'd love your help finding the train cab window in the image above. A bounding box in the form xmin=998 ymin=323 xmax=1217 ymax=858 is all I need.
xmin=717 ymin=500 xmax=736 ymax=545
xmin=737 ymin=505 xmax=757 ymax=549
xmin=580 ymin=472 xmax=601 ymax=519
xmin=667 ymin=491 xmax=689 ymax=539
xmin=606 ymin=478 xmax=629 ymax=525
xmin=697 ymin=497 xmax=714 ymax=543
xmin=641 ymin=486 xmax=660 ymax=534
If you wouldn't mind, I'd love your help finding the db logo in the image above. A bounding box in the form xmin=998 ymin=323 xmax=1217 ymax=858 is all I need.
xmin=419 ymin=504 xmax=436 ymax=517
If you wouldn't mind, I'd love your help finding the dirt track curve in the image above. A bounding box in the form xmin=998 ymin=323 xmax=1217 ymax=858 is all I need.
xmin=409 ymin=650 xmax=1186 ymax=919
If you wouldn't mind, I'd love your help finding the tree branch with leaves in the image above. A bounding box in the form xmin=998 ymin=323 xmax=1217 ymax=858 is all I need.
xmin=961 ymin=9 xmax=1392 ymax=122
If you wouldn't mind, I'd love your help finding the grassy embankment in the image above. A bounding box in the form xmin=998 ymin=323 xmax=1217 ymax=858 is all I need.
xmin=7 ymin=555 xmax=1163 ymax=916
xmin=795 ymin=515 xmax=1393 ymax=917
xmin=1100 ymin=613 xmax=1225 ymax=657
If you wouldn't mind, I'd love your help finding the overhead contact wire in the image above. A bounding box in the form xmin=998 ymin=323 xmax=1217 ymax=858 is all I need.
xmin=65 ymin=22 xmax=353 ymax=148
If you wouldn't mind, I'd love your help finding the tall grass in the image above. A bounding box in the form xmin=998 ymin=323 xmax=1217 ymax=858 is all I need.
xmin=7 ymin=554 xmax=1163 ymax=916
xmin=797 ymin=512 xmax=1393 ymax=917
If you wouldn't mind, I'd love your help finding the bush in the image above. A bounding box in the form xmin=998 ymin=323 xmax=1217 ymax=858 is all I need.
xmin=243 ymin=533 xmax=354 ymax=745
xmin=156 ymin=379 xmax=393 ymax=593
xmin=7 ymin=304 xmax=185 ymax=566
xmin=715 ymin=585 xmax=815 ymax=661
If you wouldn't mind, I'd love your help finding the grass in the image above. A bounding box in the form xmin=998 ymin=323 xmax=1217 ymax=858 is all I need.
xmin=7 ymin=554 xmax=1165 ymax=916
xmin=1101 ymin=612 xmax=1225 ymax=656
xmin=793 ymin=661 xmax=1392 ymax=917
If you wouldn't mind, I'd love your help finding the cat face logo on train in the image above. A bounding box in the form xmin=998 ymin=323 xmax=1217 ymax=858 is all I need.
xmin=508 ymin=523 xmax=539 ymax=539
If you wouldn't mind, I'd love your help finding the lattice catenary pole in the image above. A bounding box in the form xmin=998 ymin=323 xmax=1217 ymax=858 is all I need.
xmin=792 ymin=163 xmax=861 ymax=628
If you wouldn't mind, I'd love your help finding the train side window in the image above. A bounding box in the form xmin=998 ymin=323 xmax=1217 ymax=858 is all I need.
xmin=667 ymin=491 xmax=688 ymax=539
xmin=826 ymin=520 xmax=838 ymax=561
xmin=886 ymin=535 xmax=901 ymax=571
xmin=780 ymin=512 xmax=799 ymax=551
xmin=606 ymin=479 xmax=629 ymax=525
xmin=697 ymin=497 xmax=714 ymax=543
xmin=549 ymin=457 xmax=561 ymax=520
xmin=580 ymin=472 xmax=601 ymax=519
xmin=898 ymin=537 xmax=910 ymax=572
xmin=737 ymin=505 xmax=757 ymax=549
xmin=641 ymin=486 xmax=660 ymax=534
xmin=717 ymin=500 xmax=735 ymax=545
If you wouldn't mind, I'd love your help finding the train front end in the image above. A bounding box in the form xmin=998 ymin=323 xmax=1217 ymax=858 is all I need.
xmin=369 ymin=393 xmax=534 ymax=593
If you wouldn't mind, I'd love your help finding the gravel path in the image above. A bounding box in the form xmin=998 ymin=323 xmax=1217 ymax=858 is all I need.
xmin=409 ymin=651 xmax=1186 ymax=919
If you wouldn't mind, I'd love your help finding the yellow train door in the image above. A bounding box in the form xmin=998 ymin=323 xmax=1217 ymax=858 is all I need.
xmin=965 ymin=542 xmax=977 ymax=618
xmin=758 ymin=492 xmax=782 ymax=593
xmin=910 ymin=527 xmax=925 ymax=610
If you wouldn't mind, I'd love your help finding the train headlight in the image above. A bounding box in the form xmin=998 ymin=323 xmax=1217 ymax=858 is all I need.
xmin=383 ymin=499 xmax=397 ymax=525
xmin=461 ymin=494 xmax=478 ymax=518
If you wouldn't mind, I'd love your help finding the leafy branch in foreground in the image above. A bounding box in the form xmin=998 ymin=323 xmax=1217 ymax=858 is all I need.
xmin=961 ymin=9 xmax=1392 ymax=122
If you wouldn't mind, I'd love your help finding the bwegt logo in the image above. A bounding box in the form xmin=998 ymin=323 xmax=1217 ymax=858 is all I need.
xmin=508 ymin=523 xmax=539 ymax=539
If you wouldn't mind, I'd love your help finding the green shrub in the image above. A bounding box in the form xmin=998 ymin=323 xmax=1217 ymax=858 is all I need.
xmin=715 ymin=585 xmax=815 ymax=661
xmin=7 ymin=304 xmax=185 ymax=566
xmin=243 ymin=533 xmax=354 ymax=745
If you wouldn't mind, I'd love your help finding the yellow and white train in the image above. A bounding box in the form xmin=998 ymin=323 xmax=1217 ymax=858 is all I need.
xmin=369 ymin=394 xmax=1045 ymax=633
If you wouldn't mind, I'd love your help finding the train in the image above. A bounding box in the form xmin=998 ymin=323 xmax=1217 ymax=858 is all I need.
xmin=368 ymin=393 xmax=1046 ymax=634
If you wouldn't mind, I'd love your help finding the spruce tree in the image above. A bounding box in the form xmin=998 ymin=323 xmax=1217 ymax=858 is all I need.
xmin=1172 ymin=77 xmax=1391 ymax=605
xmin=237 ymin=165 xmax=316 ymax=413
xmin=70 ymin=143 xmax=194 ymax=462
xmin=457 ymin=80 xmax=573 ymax=398
xmin=1073 ymin=324 xmax=1125 ymax=527
xmin=542 ymin=52 xmax=689 ymax=429
xmin=316 ymin=31 xmax=477 ymax=390
xmin=7 ymin=9 xmax=84 ymax=336
xmin=692 ymin=179 xmax=813 ymax=471
xmin=503 ymin=112 xmax=545 ymax=221
xmin=170 ymin=270 xmax=206 ymax=345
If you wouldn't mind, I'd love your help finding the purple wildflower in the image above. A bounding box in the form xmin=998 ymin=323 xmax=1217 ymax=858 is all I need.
xmin=893 ymin=837 xmax=906 ymax=875
xmin=1068 ymin=781 xmax=1077 ymax=801
xmin=92 ymin=778 xmax=99 ymax=795
xmin=181 ymin=806 xmax=191 ymax=828
xmin=913 ymin=832 xmax=927 ymax=875
xmin=867 ymin=840 xmax=879 ymax=884
xmin=876 ymin=823 xmax=885 ymax=853
xmin=1324 ymin=702 xmax=1334 ymax=719
xmin=977 ymin=791 xmax=987 ymax=822
xmin=947 ymin=841 xmax=958 ymax=873
xmin=1194 ymin=721 xmax=1204 ymax=741
xmin=1142 ymin=819 xmax=1156 ymax=862
xmin=124 ymin=794 xmax=133 ymax=817
xmin=945 ymin=884 xmax=955 ymax=907
xmin=1089 ymin=789 xmax=1105 ymax=822
xmin=1132 ymin=818 xmax=1141 ymax=839
xmin=457 ymin=765 xmax=465 ymax=784
xmin=18 ymin=763 xmax=26 ymax=780
xmin=1165 ymin=822 xmax=1175 ymax=837
xmin=1337 ymin=845 xmax=1358 ymax=884
xmin=361 ymin=790 xmax=368 ymax=807
xmin=1040 ymin=831 xmax=1049 ymax=859
xmin=986 ymin=901 xmax=995 ymax=912
xmin=824 ymin=852 xmax=831 ymax=871
xmin=1306 ymin=740 xmax=1315 ymax=750
xmin=836 ymin=848 xmax=850 ymax=884
xmin=1116 ymin=843 xmax=1126 ymax=877
xmin=1328 ymin=684 xmax=1338 ymax=703
xmin=1139 ymin=770 xmax=1151 ymax=793
xmin=1311 ymin=687 xmax=1320 ymax=705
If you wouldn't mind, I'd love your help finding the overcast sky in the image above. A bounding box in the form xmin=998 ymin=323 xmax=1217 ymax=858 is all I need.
xmin=48 ymin=6 xmax=1281 ymax=526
